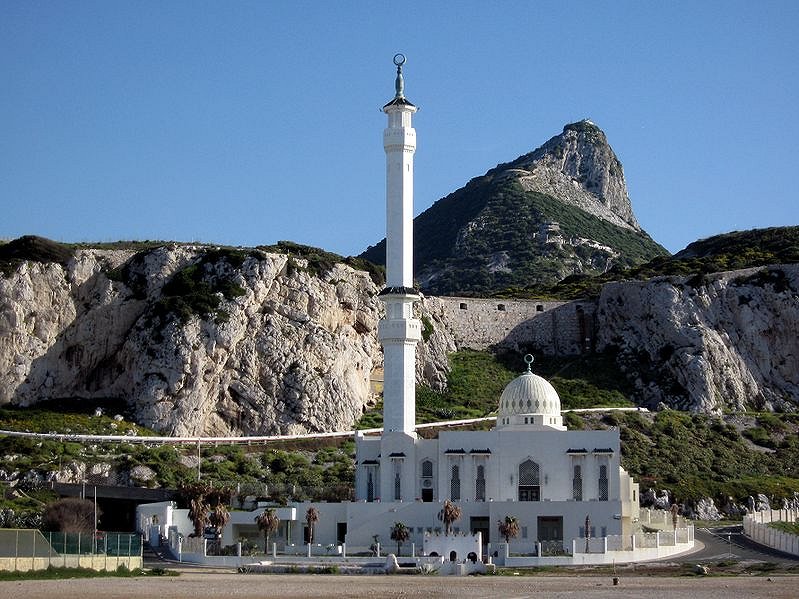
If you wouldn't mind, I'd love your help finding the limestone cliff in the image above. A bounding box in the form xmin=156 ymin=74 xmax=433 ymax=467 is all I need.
xmin=596 ymin=265 xmax=799 ymax=413
xmin=0 ymin=243 xmax=455 ymax=435
xmin=499 ymin=119 xmax=640 ymax=231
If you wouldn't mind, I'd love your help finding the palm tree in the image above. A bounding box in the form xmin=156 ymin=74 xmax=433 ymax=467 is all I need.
xmin=255 ymin=508 xmax=280 ymax=552
xmin=439 ymin=500 xmax=462 ymax=536
xmin=497 ymin=515 xmax=520 ymax=544
xmin=209 ymin=503 xmax=230 ymax=538
xmin=305 ymin=506 xmax=319 ymax=545
xmin=187 ymin=495 xmax=209 ymax=537
xmin=390 ymin=522 xmax=410 ymax=555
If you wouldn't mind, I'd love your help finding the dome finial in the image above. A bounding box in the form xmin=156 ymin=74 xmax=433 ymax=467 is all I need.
xmin=524 ymin=354 xmax=534 ymax=373
xmin=393 ymin=53 xmax=406 ymax=99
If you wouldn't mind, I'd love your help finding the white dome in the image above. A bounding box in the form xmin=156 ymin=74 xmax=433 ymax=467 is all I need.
xmin=499 ymin=370 xmax=562 ymax=419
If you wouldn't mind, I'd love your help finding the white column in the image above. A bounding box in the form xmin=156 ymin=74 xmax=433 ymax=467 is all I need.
xmin=379 ymin=56 xmax=421 ymax=436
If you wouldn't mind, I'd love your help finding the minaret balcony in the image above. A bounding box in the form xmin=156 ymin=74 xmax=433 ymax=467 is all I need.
xmin=378 ymin=318 xmax=422 ymax=342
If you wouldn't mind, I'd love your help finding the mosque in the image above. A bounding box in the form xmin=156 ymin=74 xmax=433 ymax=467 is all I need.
xmin=139 ymin=56 xmax=688 ymax=565
xmin=269 ymin=54 xmax=640 ymax=557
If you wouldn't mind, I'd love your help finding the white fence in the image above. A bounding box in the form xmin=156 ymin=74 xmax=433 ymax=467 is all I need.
xmin=743 ymin=509 xmax=799 ymax=557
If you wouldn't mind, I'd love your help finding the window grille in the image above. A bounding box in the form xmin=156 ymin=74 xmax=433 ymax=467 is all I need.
xmin=572 ymin=464 xmax=583 ymax=501
xmin=598 ymin=464 xmax=608 ymax=501
xmin=422 ymin=460 xmax=433 ymax=478
xmin=475 ymin=465 xmax=486 ymax=502
xmin=518 ymin=459 xmax=541 ymax=501
xmin=519 ymin=460 xmax=540 ymax=485
xmin=450 ymin=465 xmax=460 ymax=501
xmin=367 ymin=471 xmax=374 ymax=502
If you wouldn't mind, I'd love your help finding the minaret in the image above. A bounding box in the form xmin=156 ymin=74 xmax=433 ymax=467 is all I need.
xmin=379 ymin=54 xmax=421 ymax=435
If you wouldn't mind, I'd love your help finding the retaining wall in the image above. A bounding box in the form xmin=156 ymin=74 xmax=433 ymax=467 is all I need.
xmin=433 ymin=297 xmax=596 ymax=355
xmin=743 ymin=509 xmax=799 ymax=556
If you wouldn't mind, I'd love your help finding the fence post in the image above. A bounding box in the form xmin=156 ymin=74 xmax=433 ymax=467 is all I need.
xmin=15 ymin=529 xmax=19 ymax=572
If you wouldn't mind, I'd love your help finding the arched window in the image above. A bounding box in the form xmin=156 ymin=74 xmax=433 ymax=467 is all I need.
xmin=422 ymin=460 xmax=433 ymax=477
xmin=518 ymin=459 xmax=540 ymax=501
xmin=450 ymin=465 xmax=461 ymax=501
xmin=598 ymin=464 xmax=608 ymax=501
xmin=475 ymin=465 xmax=486 ymax=502
xmin=572 ymin=464 xmax=582 ymax=501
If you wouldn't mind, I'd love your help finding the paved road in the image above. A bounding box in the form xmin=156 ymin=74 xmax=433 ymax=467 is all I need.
xmin=678 ymin=525 xmax=799 ymax=564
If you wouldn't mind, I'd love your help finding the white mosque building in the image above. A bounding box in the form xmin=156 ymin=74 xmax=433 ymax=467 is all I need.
xmin=139 ymin=56 xmax=695 ymax=566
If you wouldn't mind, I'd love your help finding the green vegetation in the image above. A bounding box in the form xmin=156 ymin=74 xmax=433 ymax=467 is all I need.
xmin=0 ymin=235 xmax=75 ymax=277
xmin=500 ymin=225 xmax=799 ymax=300
xmin=259 ymin=240 xmax=385 ymax=286
xmin=0 ymin=398 xmax=151 ymax=436
xmin=770 ymin=520 xmax=799 ymax=535
xmin=593 ymin=409 xmax=799 ymax=503
xmin=357 ymin=350 xmax=636 ymax=428
xmin=363 ymin=177 xmax=667 ymax=296
xmin=152 ymin=248 xmax=249 ymax=324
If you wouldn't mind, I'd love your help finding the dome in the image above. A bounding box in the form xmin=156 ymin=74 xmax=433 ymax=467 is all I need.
xmin=497 ymin=356 xmax=565 ymax=430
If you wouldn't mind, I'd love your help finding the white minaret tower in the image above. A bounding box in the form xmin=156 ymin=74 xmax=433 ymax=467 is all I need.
xmin=378 ymin=54 xmax=421 ymax=436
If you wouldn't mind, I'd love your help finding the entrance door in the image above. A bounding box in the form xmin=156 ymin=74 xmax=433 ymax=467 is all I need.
xmin=421 ymin=488 xmax=433 ymax=502
xmin=337 ymin=522 xmax=347 ymax=544
xmin=537 ymin=516 xmax=563 ymax=555
xmin=470 ymin=516 xmax=490 ymax=547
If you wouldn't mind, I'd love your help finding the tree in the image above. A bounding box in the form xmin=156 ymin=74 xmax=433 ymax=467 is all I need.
xmin=439 ymin=500 xmax=462 ymax=536
xmin=42 ymin=498 xmax=99 ymax=533
xmin=255 ymin=508 xmax=280 ymax=552
xmin=188 ymin=496 xmax=209 ymax=537
xmin=305 ymin=506 xmax=319 ymax=545
xmin=390 ymin=522 xmax=410 ymax=555
xmin=497 ymin=515 xmax=520 ymax=544
xmin=209 ymin=504 xmax=230 ymax=538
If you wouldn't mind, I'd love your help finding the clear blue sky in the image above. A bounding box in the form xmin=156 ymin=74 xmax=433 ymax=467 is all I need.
xmin=2 ymin=1 xmax=797 ymax=256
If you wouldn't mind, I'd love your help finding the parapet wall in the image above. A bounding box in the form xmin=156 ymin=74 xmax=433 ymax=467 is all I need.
xmin=429 ymin=296 xmax=597 ymax=356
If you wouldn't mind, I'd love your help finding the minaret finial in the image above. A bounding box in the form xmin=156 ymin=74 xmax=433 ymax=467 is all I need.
xmin=393 ymin=53 xmax=406 ymax=99
xmin=524 ymin=354 xmax=534 ymax=373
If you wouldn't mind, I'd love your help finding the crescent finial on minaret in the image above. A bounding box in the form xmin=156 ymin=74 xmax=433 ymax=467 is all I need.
xmin=393 ymin=53 xmax=406 ymax=99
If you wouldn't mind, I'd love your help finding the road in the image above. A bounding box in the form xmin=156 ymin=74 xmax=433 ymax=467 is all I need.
xmin=677 ymin=525 xmax=799 ymax=565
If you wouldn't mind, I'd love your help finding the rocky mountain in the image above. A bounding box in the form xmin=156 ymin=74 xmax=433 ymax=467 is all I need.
xmin=361 ymin=120 xmax=667 ymax=295
xmin=0 ymin=237 xmax=455 ymax=436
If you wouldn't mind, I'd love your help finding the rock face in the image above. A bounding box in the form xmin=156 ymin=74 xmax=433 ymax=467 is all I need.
xmin=596 ymin=265 xmax=799 ymax=413
xmin=0 ymin=245 xmax=455 ymax=435
xmin=502 ymin=120 xmax=640 ymax=231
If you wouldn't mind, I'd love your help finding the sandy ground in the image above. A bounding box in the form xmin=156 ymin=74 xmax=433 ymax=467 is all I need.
xmin=1 ymin=571 xmax=797 ymax=599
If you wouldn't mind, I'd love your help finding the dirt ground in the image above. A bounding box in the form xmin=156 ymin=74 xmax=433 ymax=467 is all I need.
xmin=1 ymin=571 xmax=797 ymax=599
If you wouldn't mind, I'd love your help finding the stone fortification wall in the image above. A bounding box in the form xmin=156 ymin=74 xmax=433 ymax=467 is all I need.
xmin=429 ymin=297 xmax=596 ymax=356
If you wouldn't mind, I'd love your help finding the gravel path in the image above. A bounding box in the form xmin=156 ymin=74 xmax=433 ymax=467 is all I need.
xmin=2 ymin=572 xmax=797 ymax=599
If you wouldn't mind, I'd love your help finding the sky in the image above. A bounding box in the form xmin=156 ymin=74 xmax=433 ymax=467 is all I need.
xmin=1 ymin=1 xmax=797 ymax=257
